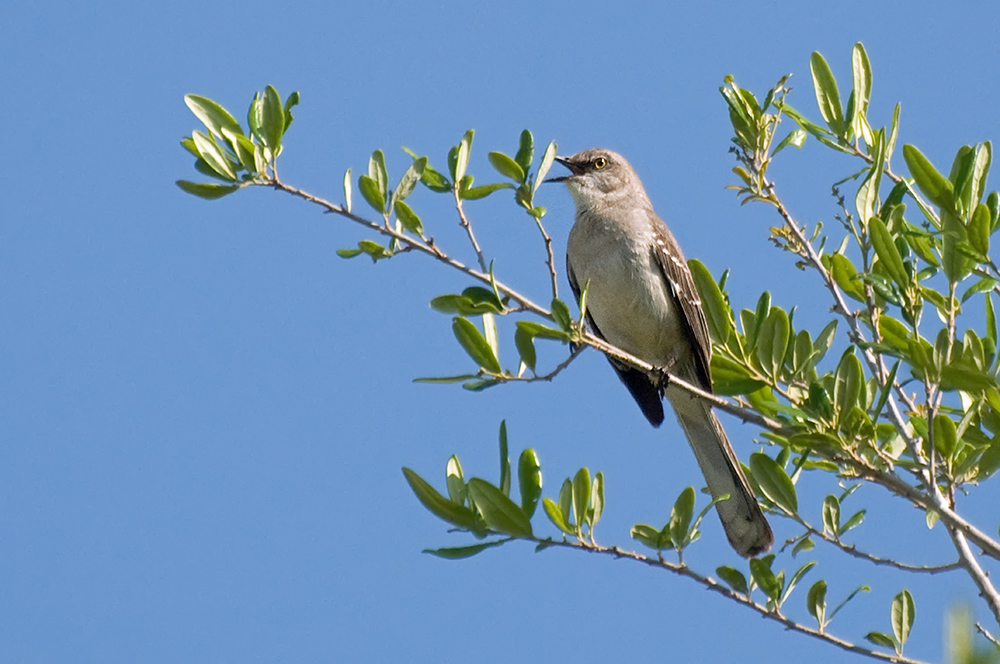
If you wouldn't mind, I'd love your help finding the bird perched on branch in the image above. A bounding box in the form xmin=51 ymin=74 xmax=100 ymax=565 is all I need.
xmin=549 ymin=148 xmax=772 ymax=557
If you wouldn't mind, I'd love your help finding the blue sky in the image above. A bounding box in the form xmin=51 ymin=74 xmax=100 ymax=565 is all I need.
xmin=4 ymin=1 xmax=1000 ymax=662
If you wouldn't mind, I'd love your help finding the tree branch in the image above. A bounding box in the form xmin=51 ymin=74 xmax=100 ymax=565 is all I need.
xmin=785 ymin=517 xmax=962 ymax=575
xmin=948 ymin=527 xmax=1000 ymax=628
xmin=453 ymin=190 xmax=489 ymax=273
xmin=529 ymin=537 xmax=932 ymax=664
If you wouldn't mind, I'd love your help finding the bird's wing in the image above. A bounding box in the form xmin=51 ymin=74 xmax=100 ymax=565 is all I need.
xmin=567 ymin=256 xmax=665 ymax=426
xmin=648 ymin=213 xmax=714 ymax=391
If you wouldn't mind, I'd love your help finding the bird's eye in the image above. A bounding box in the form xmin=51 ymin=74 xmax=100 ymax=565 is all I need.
xmin=593 ymin=157 xmax=608 ymax=170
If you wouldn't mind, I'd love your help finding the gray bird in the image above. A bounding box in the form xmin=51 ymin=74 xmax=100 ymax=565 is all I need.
xmin=549 ymin=148 xmax=773 ymax=557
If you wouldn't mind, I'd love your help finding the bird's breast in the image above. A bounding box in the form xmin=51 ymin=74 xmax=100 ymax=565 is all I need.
xmin=567 ymin=213 xmax=687 ymax=366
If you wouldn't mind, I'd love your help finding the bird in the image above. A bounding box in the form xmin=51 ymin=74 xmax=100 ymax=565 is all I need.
xmin=548 ymin=148 xmax=773 ymax=557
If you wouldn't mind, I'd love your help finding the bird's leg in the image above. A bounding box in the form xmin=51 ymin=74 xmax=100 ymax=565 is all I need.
xmin=653 ymin=358 xmax=678 ymax=393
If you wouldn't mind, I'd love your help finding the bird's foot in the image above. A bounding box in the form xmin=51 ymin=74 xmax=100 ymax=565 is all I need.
xmin=653 ymin=358 xmax=678 ymax=392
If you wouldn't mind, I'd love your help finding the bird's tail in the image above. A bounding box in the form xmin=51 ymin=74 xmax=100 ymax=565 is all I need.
xmin=670 ymin=396 xmax=773 ymax=557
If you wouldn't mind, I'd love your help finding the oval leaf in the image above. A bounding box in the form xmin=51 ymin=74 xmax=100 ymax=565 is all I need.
xmin=750 ymin=452 xmax=798 ymax=514
xmin=467 ymin=478 xmax=533 ymax=538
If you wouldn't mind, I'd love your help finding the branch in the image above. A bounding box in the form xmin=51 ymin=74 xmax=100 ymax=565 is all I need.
xmin=948 ymin=527 xmax=1000 ymax=627
xmin=532 ymin=215 xmax=559 ymax=300
xmin=528 ymin=537 xmax=932 ymax=664
xmin=453 ymin=190 xmax=489 ymax=273
xmin=579 ymin=331 xmax=789 ymax=432
xmin=269 ymin=180 xmax=550 ymax=317
xmin=976 ymin=622 xmax=1000 ymax=649
xmin=760 ymin=177 xmax=928 ymax=481
xmin=270 ymin=178 xmax=781 ymax=432
xmin=837 ymin=459 xmax=1000 ymax=563
xmin=785 ymin=517 xmax=962 ymax=575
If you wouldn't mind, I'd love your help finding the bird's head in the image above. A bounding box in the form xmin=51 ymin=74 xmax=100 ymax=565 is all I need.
xmin=546 ymin=148 xmax=648 ymax=211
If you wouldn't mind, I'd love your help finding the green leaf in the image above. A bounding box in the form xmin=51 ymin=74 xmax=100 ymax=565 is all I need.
xmin=498 ymin=420 xmax=510 ymax=497
xmin=807 ymin=579 xmax=827 ymax=626
xmin=358 ymin=174 xmax=386 ymax=214
xmin=461 ymin=181 xmax=514 ymax=200
xmin=394 ymin=201 xmax=424 ymax=236
xmin=515 ymin=130 xmax=534 ymax=174
xmin=903 ymin=144 xmax=954 ymax=212
xmin=850 ymin=43 xmax=872 ymax=141
xmin=969 ymin=203 xmax=991 ymax=256
xmin=749 ymin=556 xmax=781 ymax=601
xmin=551 ymin=298 xmax=573 ymax=331
xmin=631 ymin=524 xmax=667 ymax=551
xmin=246 ymin=91 xmax=262 ymax=146
xmin=192 ymin=131 xmax=237 ymax=180
xmin=518 ymin=449 xmax=542 ymax=518
xmin=834 ymin=350 xmax=865 ymax=422
xmin=781 ymin=561 xmax=817 ymax=606
xmin=865 ymin=632 xmax=897 ymax=650
xmin=369 ymin=149 xmax=388 ymax=201
xmin=822 ymin=495 xmax=840 ymax=536
xmin=792 ymin=536 xmax=815 ymax=557
xmin=259 ymin=85 xmax=285 ymax=154
xmin=589 ymin=471 xmax=604 ymax=529
xmin=282 ymin=91 xmax=300 ymax=134
xmin=757 ymin=307 xmax=790 ymax=378
xmin=710 ymin=354 xmax=767 ymax=396
xmin=467 ymin=478 xmax=533 ymax=538
xmin=933 ymin=412 xmax=958 ymax=458
xmin=669 ymin=486 xmax=696 ymax=547
xmin=534 ymin=141 xmax=557 ymax=193
xmin=689 ymin=259 xmax=733 ymax=344
xmin=543 ymin=497 xmax=575 ymax=535
xmin=514 ymin=325 xmax=537 ymax=372
xmin=423 ymin=541 xmax=505 ymax=559
xmin=488 ymin=151 xmax=525 ymax=183
xmin=774 ymin=128 xmax=807 ymax=155
xmin=830 ymin=585 xmax=870 ymax=621
xmin=828 ymin=254 xmax=865 ymax=302
xmin=515 ymin=320 xmax=571 ymax=342
xmin=955 ymin=142 xmax=992 ymax=217
xmin=454 ymin=129 xmax=474 ymax=184
xmin=749 ymin=452 xmax=797 ymax=514
xmin=558 ymin=478 xmax=573 ymax=523
xmin=572 ymin=467 xmax=591 ymax=530
xmin=452 ymin=317 xmax=502 ymax=374
xmin=856 ymin=132 xmax=885 ymax=223
xmin=185 ymin=94 xmax=243 ymax=140
xmin=221 ymin=127 xmax=257 ymax=174
xmin=392 ymin=156 xmax=427 ymax=207
xmin=891 ymin=589 xmax=915 ymax=649
xmin=420 ymin=165 xmax=452 ymax=192
xmin=446 ymin=455 xmax=466 ymax=504
xmin=871 ymin=360 xmax=899 ymax=420
xmin=810 ymin=51 xmax=846 ymax=136
xmin=176 ymin=180 xmax=239 ymax=200
xmin=869 ymin=217 xmax=909 ymax=287
xmin=402 ymin=467 xmax=484 ymax=533
xmin=838 ymin=509 xmax=866 ymax=537
xmin=716 ymin=566 xmax=749 ymax=595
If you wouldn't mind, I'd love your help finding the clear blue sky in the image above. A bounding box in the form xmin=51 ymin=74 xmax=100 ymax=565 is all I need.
xmin=3 ymin=2 xmax=999 ymax=662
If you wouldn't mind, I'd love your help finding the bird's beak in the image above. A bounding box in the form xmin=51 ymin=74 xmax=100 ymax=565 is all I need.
xmin=544 ymin=155 xmax=581 ymax=183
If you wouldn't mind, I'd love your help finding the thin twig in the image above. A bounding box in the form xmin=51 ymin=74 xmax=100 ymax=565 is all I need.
xmin=785 ymin=517 xmax=961 ymax=574
xmin=453 ymin=190 xmax=488 ymax=273
xmin=948 ymin=527 xmax=1000 ymax=628
xmin=532 ymin=216 xmax=559 ymax=300
xmin=976 ymin=622 xmax=1000 ymax=649
xmin=270 ymin=181 xmax=548 ymax=317
xmin=526 ymin=537 xmax=933 ymax=664
xmin=760 ymin=177 xmax=928 ymax=481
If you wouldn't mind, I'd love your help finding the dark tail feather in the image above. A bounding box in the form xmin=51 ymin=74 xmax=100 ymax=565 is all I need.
xmin=671 ymin=397 xmax=772 ymax=557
